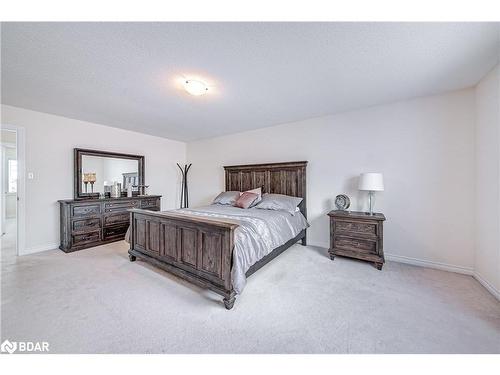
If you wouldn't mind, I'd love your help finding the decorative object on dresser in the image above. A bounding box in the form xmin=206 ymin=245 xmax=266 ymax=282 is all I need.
xmin=334 ymin=194 xmax=350 ymax=211
xmin=59 ymin=195 xmax=161 ymax=252
xmin=111 ymin=181 xmax=122 ymax=198
xmin=135 ymin=184 xmax=150 ymax=196
xmin=122 ymin=172 xmax=139 ymax=192
xmin=358 ymin=172 xmax=384 ymax=215
xmin=177 ymin=163 xmax=192 ymax=208
xmin=82 ymin=172 xmax=97 ymax=193
xmin=328 ymin=210 xmax=386 ymax=270
xmin=88 ymin=173 xmax=96 ymax=193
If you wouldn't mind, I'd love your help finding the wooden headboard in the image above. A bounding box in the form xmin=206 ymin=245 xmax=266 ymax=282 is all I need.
xmin=223 ymin=161 xmax=307 ymax=218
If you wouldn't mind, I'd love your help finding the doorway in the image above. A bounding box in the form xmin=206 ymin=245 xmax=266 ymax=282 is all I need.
xmin=1 ymin=128 xmax=18 ymax=259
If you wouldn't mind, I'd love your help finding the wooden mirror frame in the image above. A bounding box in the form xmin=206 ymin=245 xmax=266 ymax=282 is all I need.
xmin=74 ymin=148 xmax=145 ymax=199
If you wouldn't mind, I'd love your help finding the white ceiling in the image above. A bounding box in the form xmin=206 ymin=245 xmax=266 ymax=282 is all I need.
xmin=1 ymin=22 xmax=499 ymax=141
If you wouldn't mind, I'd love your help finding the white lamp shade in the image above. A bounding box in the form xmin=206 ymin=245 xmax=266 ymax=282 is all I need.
xmin=358 ymin=173 xmax=384 ymax=191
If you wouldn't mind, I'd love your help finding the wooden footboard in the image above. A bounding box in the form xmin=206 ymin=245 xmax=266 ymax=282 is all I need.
xmin=128 ymin=208 xmax=239 ymax=308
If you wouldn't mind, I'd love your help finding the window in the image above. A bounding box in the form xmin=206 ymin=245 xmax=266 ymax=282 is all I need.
xmin=8 ymin=159 xmax=17 ymax=193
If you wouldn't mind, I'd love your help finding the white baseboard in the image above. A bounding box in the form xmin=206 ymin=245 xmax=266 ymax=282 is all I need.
xmin=306 ymin=240 xmax=329 ymax=248
xmin=305 ymin=243 xmax=476 ymax=276
xmin=21 ymin=242 xmax=59 ymax=255
xmin=381 ymin=253 xmax=500 ymax=301
xmin=473 ymin=272 xmax=500 ymax=301
xmin=384 ymin=253 xmax=474 ymax=275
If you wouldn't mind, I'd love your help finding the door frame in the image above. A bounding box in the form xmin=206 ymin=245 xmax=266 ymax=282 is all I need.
xmin=1 ymin=124 xmax=26 ymax=255
xmin=1 ymin=141 xmax=16 ymax=234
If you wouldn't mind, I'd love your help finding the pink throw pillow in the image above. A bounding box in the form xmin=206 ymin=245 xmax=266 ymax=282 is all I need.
xmin=242 ymin=187 xmax=262 ymax=207
xmin=234 ymin=192 xmax=259 ymax=209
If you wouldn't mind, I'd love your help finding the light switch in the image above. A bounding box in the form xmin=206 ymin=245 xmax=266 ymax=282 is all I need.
xmin=28 ymin=172 xmax=34 ymax=180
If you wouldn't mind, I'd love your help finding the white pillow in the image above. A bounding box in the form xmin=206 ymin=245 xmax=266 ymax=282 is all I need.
xmin=255 ymin=193 xmax=303 ymax=215
xmin=212 ymin=191 xmax=240 ymax=205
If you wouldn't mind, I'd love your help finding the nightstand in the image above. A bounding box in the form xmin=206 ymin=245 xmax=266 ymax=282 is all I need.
xmin=328 ymin=210 xmax=386 ymax=270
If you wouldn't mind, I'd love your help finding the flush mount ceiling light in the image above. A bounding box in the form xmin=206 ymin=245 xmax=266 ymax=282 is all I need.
xmin=184 ymin=79 xmax=209 ymax=96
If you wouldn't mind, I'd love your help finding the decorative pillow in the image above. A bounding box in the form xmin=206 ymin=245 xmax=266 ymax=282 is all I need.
xmin=234 ymin=192 xmax=259 ymax=209
xmin=255 ymin=193 xmax=303 ymax=215
xmin=243 ymin=187 xmax=262 ymax=207
xmin=212 ymin=191 xmax=241 ymax=206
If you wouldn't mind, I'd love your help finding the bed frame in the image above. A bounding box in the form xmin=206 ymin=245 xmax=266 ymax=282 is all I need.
xmin=128 ymin=161 xmax=307 ymax=309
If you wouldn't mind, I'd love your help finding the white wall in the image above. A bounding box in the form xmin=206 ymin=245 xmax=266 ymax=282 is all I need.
xmin=187 ymin=89 xmax=476 ymax=272
xmin=1 ymin=105 xmax=186 ymax=254
xmin=475 ymin=64 xmax=500 ymax=297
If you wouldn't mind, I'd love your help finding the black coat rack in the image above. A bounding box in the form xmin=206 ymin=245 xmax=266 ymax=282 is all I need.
xmin=177 ymin=163 xmax=192 ymax=208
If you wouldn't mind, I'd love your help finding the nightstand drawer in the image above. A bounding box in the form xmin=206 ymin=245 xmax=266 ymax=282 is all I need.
xmin=334 ymin=236 xmax=377 ymax=255
xmin=334 ymin=220 xmax=377 ymax=237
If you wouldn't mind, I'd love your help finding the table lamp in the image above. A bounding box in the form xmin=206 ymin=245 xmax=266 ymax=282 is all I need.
xmin=358 ymin=173 xmax=384 ymax=215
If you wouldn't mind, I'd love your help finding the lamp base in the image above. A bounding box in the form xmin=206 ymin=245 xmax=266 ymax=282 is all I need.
xmin=368 ymin=191 xmax=375 ymax=215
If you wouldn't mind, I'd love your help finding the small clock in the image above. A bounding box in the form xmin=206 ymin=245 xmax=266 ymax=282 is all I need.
xmin=334 ymin=194 xmax=350 ymax=211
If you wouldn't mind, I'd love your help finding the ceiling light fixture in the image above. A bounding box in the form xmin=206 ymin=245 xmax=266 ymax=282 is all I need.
xmin=184 ymin=79 xmax=209 ymax=96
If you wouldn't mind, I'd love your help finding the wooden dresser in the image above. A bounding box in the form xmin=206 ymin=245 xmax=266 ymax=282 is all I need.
xmin=328 ymin=210 xmax=386 ymax=270
xmin=59 ymin=195 xmax=161 ymax=252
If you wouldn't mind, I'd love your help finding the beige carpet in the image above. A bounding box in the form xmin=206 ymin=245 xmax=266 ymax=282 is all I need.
xmin=1 ymin=240 xmax=499 ymax=353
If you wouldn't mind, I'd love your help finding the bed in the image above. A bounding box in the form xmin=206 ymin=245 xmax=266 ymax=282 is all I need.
xmin=127 ymin=161 xmax=308 ymax=309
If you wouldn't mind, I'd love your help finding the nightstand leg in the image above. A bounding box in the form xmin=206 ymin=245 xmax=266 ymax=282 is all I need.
xmin=328 ymin=251 xmax=335 ymax=261
xmin=375 ymin=262 xmax=383 ymax=270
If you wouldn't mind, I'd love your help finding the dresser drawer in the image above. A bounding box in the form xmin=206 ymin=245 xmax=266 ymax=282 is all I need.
xmin=334 ymin=220 xmax=377 ymax=237
xmin=72 ymin=231 xmax=101 ymax=246
xmin=104 ymin=200 xmax=140 ymax=213
xmin=72 ymin=204 xmax=101 ymax=217
xmin=72 ymin=217 xmax=101 ymax=233
xmin=334 ymin=236 xmax=378 ymax=255
xmin=103 ymin=212 xmax=130 ymax=227
xmin=141 ymin=198 xmax=159 ymax=209
xmin=103 ymin=224 xmax=129 ymax=240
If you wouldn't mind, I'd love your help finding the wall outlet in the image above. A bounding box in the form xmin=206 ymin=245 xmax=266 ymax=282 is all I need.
xmin=28 ymin=172 xmax=34 ymax=180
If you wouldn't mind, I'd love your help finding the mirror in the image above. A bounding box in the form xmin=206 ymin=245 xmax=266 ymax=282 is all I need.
xmin=74 ymin=149 xmax=144 ymax=199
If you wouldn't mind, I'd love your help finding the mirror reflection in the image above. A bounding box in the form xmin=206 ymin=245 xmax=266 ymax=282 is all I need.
xmin=81 ymin=155 xmax=139 ymax=195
